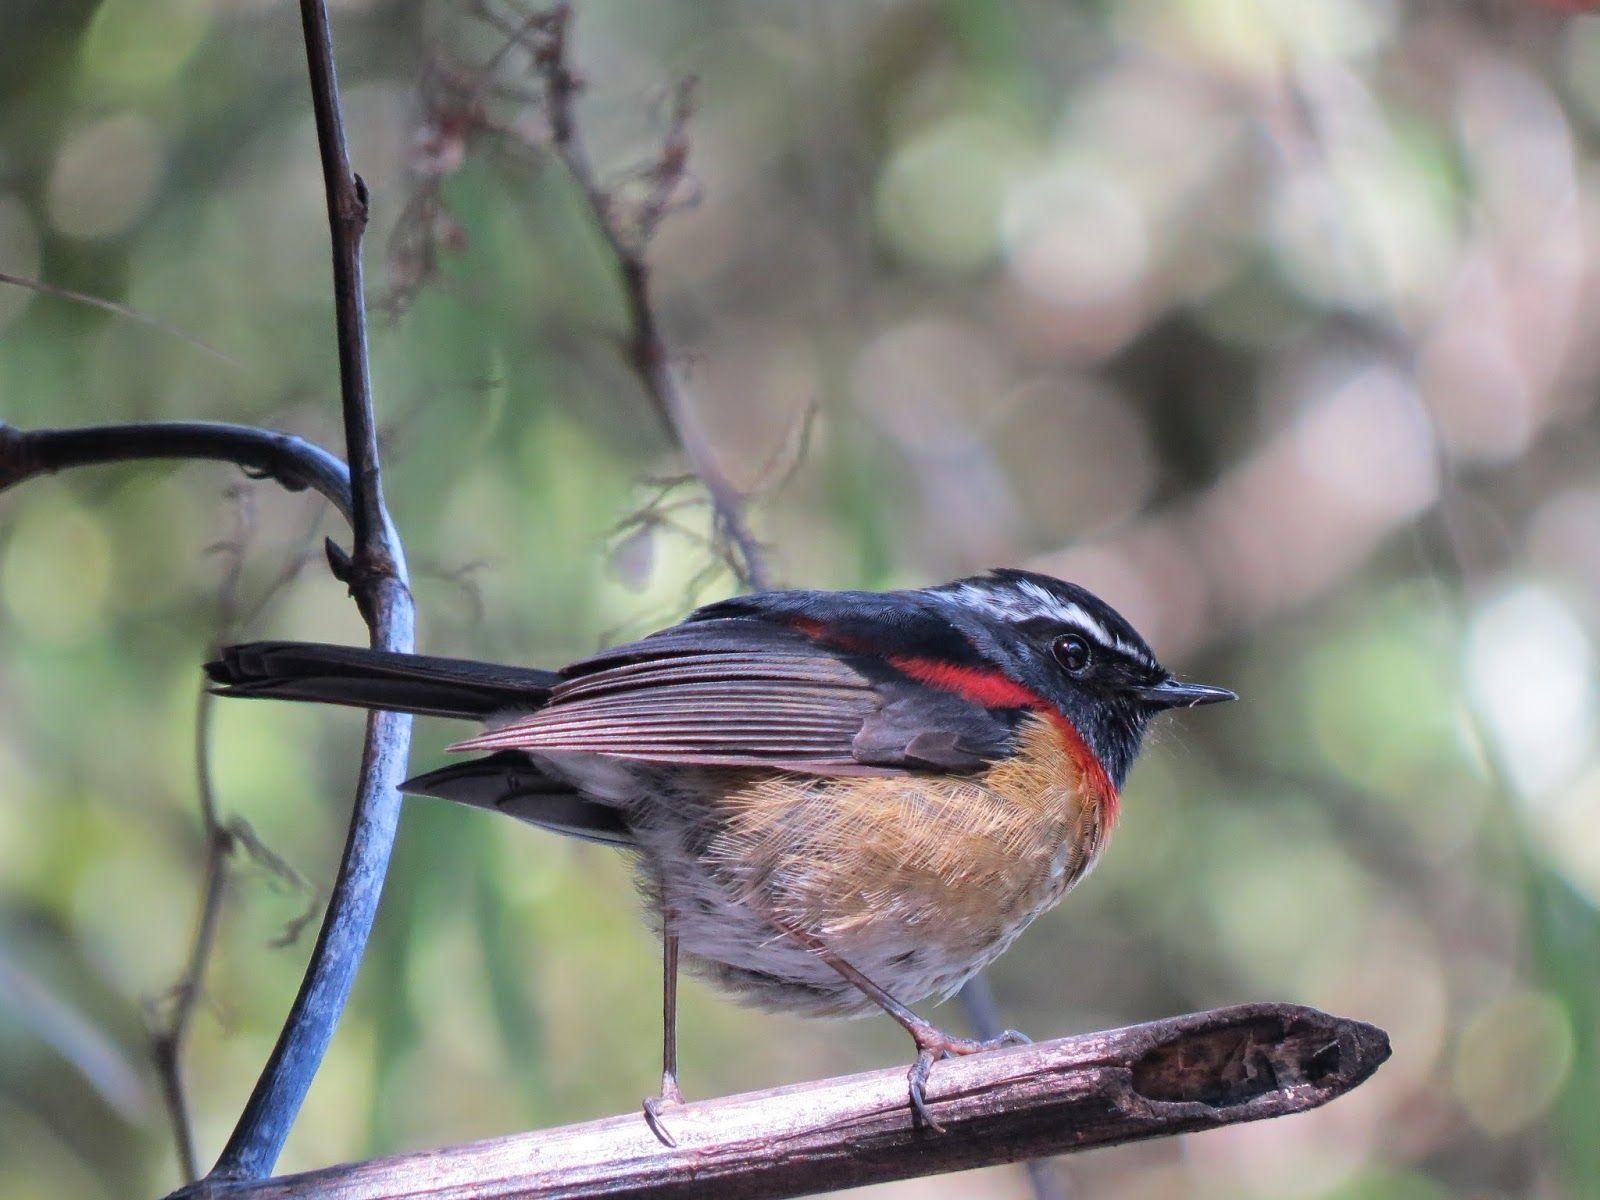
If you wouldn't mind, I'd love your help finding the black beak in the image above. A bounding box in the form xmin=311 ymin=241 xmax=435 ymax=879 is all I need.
xmin=1129 ymin=678 xmax=1237 ymax=710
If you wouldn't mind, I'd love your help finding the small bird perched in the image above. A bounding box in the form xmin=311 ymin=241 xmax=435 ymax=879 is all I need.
xmin=207 ymin=569 xmax=1233 ymax=1136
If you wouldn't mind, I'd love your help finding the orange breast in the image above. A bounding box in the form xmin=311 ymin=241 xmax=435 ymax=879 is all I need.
xmin=877 ymin=653 xmax=1119 ymax=835
xmin=704 ymin=712 xmax=1116 ymax=965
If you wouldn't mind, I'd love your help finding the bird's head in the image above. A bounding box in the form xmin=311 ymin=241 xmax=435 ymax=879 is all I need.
xmin=922 ymin=569 xmax=1235 ymax=787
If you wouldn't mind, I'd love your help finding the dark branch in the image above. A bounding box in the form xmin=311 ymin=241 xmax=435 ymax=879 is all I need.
xmin=0 ymin=422 xmax=353 ymax=518
xmin=207 ymin=0 xmax=417 ymax=1182
xmin=169 ymin=1003 xmax=1390 ymax=1200
xmin=0 ymin=408 xmax=407 ymax=1184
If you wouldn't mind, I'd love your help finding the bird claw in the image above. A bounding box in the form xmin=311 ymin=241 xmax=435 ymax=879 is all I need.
xmin=905 ymin=1025 xmax=1032 ymax=1133
xmin=907 ymin=1048 xmax=946 ymax=1133
xmin=641 ymin=1073 xmax=685 ymax=1148
xmin=642 ymin=1095 xmax=678 ymax=1147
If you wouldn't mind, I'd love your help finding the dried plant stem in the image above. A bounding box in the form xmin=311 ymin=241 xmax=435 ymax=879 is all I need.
xmin=149 ymin=497 xmax=253 ymax=1182
xmin=529 ymin=3 xmax=769 ymax=589
xmin=148 ymin=492 xmax=324 ymax=1182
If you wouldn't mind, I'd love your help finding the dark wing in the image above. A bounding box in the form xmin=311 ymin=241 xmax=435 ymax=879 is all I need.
xmin=447 ymin=616 xmax=1015 ymax=775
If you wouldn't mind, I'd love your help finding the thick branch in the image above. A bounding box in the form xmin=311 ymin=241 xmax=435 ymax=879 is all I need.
xmin=208 ymin=0 xmax=417 ymax=1182
xmin=172 ymin=1003 xmax=1388 ymax=1200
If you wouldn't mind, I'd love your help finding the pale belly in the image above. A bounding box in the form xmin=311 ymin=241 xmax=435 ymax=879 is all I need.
xmin=616 ymin=718 xmax=1114 ymax=1017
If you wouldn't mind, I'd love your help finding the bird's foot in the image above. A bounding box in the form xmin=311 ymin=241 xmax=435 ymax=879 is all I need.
xmin=905 ymin=1024 xmax=1031 ymax=1133
xmin=641 ymin=1071 xmax=685 ymax=1147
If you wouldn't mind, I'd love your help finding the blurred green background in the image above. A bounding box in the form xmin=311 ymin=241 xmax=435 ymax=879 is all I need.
xmin=5 ymin=0 xmax=1600 ymax=1197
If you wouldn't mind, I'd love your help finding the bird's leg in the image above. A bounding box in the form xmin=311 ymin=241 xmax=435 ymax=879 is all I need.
xmin=784 ymin=928 xmax=1029 ymax=1132
xmin=641 ymin=922 xmax=683 ymax=1147
xmin=658 ymin=926 xmax=684 ymax=1104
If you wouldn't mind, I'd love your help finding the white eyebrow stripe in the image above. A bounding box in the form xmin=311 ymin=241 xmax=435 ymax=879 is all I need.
xmin=945 ymin=580 xmax=1157 ymax=668
xmin=1052 ymin=603 xmax=1151 ymax=665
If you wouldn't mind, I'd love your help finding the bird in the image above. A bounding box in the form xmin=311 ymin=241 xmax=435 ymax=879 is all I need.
xmin=205 ymin=568 xmax=1234 ymax=1137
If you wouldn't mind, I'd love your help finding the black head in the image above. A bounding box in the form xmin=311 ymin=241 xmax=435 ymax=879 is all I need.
xmin=924 ymin=569 xmax=1234 ymax=787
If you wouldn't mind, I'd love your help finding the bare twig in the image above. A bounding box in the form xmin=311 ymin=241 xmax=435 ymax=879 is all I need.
xmin=394 ymin=3 xmax=772 ymax=588
xmin=518 ymin=3 xmax=769 ymax=589
xmin=0 ymin=268 xmax=240 ymax=366
xmin=149 ymin=491 xmax=256 ymax=1182
xmin=170 ymin=1003 xmax=1389 ymax=1200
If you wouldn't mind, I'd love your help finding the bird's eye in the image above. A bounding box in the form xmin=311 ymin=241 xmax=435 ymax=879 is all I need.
xmin=1053 ymin=634 xmax=1092 ymax=674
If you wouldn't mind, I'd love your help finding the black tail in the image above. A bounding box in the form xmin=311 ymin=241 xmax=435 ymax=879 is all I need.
xmin=401 ymin=752 xmax=633 ymax=846
xmin=206 ymin=641 xmax=560 ymax=720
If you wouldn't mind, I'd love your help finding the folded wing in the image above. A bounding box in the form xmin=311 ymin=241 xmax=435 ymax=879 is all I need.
xmin=447 ymin=617 xmax=1015 ymax=774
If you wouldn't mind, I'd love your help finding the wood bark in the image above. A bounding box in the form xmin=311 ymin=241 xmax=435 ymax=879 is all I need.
xmin=173 ymin=1002 xmax=1388 ymax=1200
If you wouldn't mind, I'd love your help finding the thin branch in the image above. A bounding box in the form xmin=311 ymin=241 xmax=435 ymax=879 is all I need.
xmin=0 ymin=422 xmax=353 ymax=516
xmin=399 ymin=3 xmax=773 ymax=588
xmin=149 ymin=489 xmax=324 ymax=1183
xmin=208 ymin=0 xmax=417 ymax=1182
xmin=523 ymin=3 xmax=769 ymax=589
xmin=0 ymin=268 xmax=241 ymax=366
xmin=149 ymin=492 xmax=255 ymax=1182
xmin=169 ymin=1003 xmax=1389 ymax=1200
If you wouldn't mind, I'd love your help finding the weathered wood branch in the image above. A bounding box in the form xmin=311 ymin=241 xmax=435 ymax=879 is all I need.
xmin=172 ymin=1003 xmax=1388 ymax=1200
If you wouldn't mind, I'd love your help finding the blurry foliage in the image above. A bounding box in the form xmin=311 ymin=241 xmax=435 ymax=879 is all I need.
xmin=4 ymin=1 xmax=1600 ymax=1198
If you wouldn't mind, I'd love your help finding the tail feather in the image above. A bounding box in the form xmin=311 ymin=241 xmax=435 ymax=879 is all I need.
xmin=206 ymin=641 xmax=559 ymax=720
xmin=208 ymin=642 xmax=630 ymax=846
xmin=401 ymin=752 xmax=633 ymax=847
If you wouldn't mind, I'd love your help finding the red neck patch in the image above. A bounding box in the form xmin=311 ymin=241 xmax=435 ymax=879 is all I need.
xmin=885 ymin=654 xmax=1119 ymax=827
xmin=786 ymin=610 xmax=1120 ymax=825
